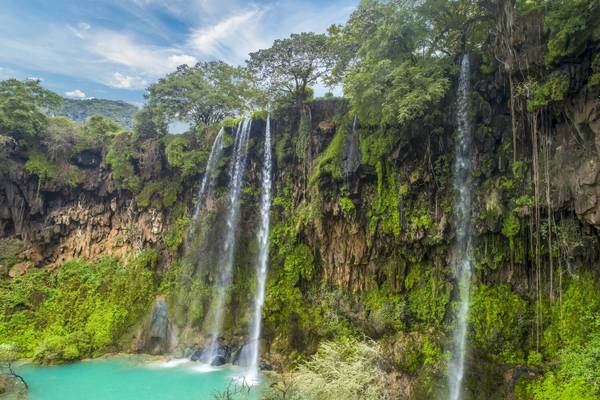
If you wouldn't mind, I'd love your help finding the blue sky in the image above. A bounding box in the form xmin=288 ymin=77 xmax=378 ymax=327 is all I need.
xmin=0 ymin=0 xmax=358 ymax=105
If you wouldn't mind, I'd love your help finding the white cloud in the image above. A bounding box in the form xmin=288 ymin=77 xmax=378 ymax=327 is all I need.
xmin=65 ymin=89 xmax=87 ymax=98
xmin=109 ymin=72 xmax=148 ymax=89
xmin=167 ymin=54 xmax=197 ymax=69
xmin=189 ymin=7 xmax=268 ymax=63
xmin=78 ymin=22 xmax=91 ymax=30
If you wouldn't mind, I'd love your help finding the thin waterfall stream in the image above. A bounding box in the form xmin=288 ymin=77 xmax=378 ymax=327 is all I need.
xmin=447 ymin=54 xmax=474 ymax=400
xmin=204 ymin=119 xmax=252 ymax=364
xmin=186 ymin=127 xmax=225 ymax=245
xmin=245 ymin=115 xmax=273 ymax=383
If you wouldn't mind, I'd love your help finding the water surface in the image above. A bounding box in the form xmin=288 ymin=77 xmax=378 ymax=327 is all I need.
xmin=18 ymin=356 xmax=258 ymax=400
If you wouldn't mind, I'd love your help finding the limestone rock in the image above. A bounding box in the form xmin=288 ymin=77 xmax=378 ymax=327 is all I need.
xmin=9 ymin=262 xmax=32 ymax=278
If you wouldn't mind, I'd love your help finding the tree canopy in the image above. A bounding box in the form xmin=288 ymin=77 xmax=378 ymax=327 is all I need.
xmin=145 ymin=61 xmax=256 ymax=128
xmin=0 ymin=79 xmax=62 ymax=142
xmin=247 ymin=32 xmax=336 ymax=104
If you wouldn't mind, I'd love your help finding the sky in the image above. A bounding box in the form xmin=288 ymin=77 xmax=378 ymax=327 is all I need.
xmin=0 ymin=0 xmax=359 ymax=105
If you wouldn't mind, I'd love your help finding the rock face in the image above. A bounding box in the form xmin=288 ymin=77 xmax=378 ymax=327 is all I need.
xmin=132 ymin=296 xmax=178 ymax=355
xmin=0 ymin=160 xmax=170 ymax=271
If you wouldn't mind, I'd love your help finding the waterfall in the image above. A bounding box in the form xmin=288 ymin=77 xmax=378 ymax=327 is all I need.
xmin=186 ymin=128 xmax=225 ymax=244
xmin=204 ymin=119 xmax=252 ymax=364
xmin=245 ymin=115 xmax=273 ymax=383
xmin=447 ymin=54 xmax=473 ymax=400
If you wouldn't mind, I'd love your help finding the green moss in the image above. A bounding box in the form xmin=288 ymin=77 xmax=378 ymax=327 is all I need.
xmin=251 ymin=110 xmax=269 ymax=121
xmin=502 ymin=213 xmax=521 ymax=252
xmin=311 ymin=124 xmax=346 ymax=183
xmin=405 ymin=266 xmax=450 ymax=328
xmin=469 ymin=284 xmax=528 ymax=364
xmin=165 ymin=216 xmax=191 ymax=252
xmin=338 ymin=196 xmax=355 ymax=218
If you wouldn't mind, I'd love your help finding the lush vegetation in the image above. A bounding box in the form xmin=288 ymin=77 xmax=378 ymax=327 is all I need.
xmin=0 ymin=251 xmax=158 ymax=363
xmin=1 ymin=0 xmax=599 ymax=399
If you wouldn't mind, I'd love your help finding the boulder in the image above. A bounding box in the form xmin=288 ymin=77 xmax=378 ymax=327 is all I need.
xmin=9 ymin=262 xmax=32 ymax=278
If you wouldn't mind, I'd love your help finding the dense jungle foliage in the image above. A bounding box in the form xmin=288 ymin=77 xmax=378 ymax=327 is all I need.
xmin=1 ymin=0 xmax=600 ymax=399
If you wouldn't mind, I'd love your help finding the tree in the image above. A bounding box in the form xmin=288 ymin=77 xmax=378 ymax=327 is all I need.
xmin=0 ymin=343 xmax=28 ymax=390
xmin=133 ymin=105 xmax=168 ymax=139
xmin=0 ymin=79 xmax=62 ymax=142
xmin=146 ymin=61 xmax=255 ymax=128
xmin=247 ymin=32 xmax=336 ymax=105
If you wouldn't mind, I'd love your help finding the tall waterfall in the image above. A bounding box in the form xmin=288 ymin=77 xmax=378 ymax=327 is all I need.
xmin=245 ymin=115 xmax=273 ymax=383
xmin=186 ymin=128 xmax=225 ymax=244
xmin=448 ymin=54 xmax=473 ymax=400
xmin=204 ymin=119 xmax=252 ymax=364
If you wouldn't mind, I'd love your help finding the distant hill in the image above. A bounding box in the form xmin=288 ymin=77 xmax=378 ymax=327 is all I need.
xmin=56 ymin=98 xmax=139 ymax=128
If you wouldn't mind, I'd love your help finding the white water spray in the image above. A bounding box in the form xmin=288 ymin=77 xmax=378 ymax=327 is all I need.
xmin=448 ymin=54 xmax=473 ymax=400
xmin=205 ymin=119 xmax=252 ymax=364
xmin=186 ymin=128 xmax=225 ymax=244
xmin=245 ymin=115 xmax=273 ymax=383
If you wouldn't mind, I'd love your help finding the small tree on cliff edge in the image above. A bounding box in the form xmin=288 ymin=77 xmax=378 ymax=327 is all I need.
xmin=247 ymin=32 xmax=335 ymax=107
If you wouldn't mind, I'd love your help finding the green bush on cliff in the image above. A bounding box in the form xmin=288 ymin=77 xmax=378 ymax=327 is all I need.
xmin=543 ymin=0 xmax=600 ymax=63
xmin=165 ymin=216 xmax=191 ymax=252
xmin=105 ymin=132 xmax=141 ymax=193
xmin=469 ymin=284 xmax=528 ymax=364
xmin=265 ymin=337 xmax=390 ymax=400
xmin=0 ymin=251 xmax=158 ymax=362
xmin=527 ymin=73 xmax=570 ymax=111
xmin=164 ymin=134 xmax=208 ymax=177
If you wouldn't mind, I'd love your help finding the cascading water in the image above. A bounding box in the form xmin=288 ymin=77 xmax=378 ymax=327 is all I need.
xmin=204 ymin=119 xmax=252 ymax=364
xmin=447 ymin=54 xmax=473 ymax=400
xmin=186 ymin=128 xmax=225 ymax=244
xmin=245 ymin=115 xmax=273 ymax=383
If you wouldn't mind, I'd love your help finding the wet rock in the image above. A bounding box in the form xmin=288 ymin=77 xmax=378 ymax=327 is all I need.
xmin=190 ymin=347 xmax=205 ymax=362
xmin=210 ymin=345 xmax=231 ymax=366
xmin=133 ymin=296 xmax=177 ymax=355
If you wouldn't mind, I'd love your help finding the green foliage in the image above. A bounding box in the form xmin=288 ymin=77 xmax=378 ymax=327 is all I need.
xmin=0 ymin=252 xmax=157 ymax=362
xmin=528 ymin=334 xmax=600 ymax=399
xmin=405 ymin=266 xmax=450 ymax=327
xmin=311 ymin=125 xmax=346 ymax=182
xmin=164 ymin=134 xmax=209 ymax=177
xmin=368 ymin=161 xmax=401 ymax=239
xmin=543 ymin=273 xmax=600 ymax=354
xmin=527 ymin=73 xmax=570 ymax=111
xmin=134 ymin=105 xmax=168 ymax=138
xmin=543 ymin=0 xmax=600 ymax=63
xmin=501 ymin=213 xmax=521 ymax=251
xmin=469 ymin=284 xmax=528 ymax=364
xmin=346 ymin=58 xmax=450 ymax=126
xmin=363 ymin=282 xmax=406 ymax=332
xmin=247 ymin=32 xmax=335 ymax=104
xmin=135 ymin=178 xmax=182 ymax=209
xmin=251 ymin=110 xmax=269 ymax=121
xmin=84 ymin=114 xmax=122 ymax=138
xmin=104 ymin=132 xmax=141 ymax=192
xmin=147 ymin=61 xmax=257 ymax=127
xmin=265 ymin=337 xmax=390 ymax=400
xmin=338 ymin=196 xmax=355 ymax=218
xmin=165 ymin=216 xmax=191 ymax=252
xmin=25 ymin=151 xmax=59 ymax=183
xmin=0 ymin=79 xmax=61 ymax=143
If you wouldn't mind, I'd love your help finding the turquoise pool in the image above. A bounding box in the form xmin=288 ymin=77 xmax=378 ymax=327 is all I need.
xmin=16 ymin=356 xmax=260 ymax=400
